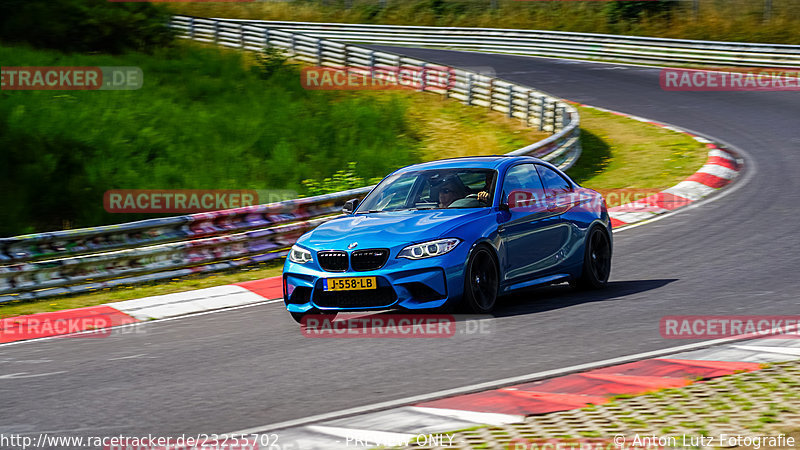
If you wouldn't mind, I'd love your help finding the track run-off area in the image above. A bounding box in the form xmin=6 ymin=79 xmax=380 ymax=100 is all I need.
xmin=2 ymin=47 xmax=799 ymax=445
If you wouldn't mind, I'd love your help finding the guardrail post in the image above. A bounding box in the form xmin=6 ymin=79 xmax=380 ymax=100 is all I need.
xmin=213 ymin=21 xmax=220 ymax=44
xmin=554 ymin=105 xmax=562 ymax=130
xmin=538 ymin=96 xmax=546 ymax=131
xmin=316 ymin=38 xmax=323 ymax=66
xmin=557 ymin=105 xmax=566 ymax=130
xmin=369 ymin=51 xmax=376 ymax=81
xmin=290 ymin=34 xmax=296 ymax=57
xmin=263 ymin=28 xmax=270 ymax=49
xmin=466 ymin=73 xmax=473 ymax=106
xmin=526 ymin=90 xmax=533 ymax=126
xmin=445 ymin=70 xmax=452 ymax=98
xmin=239 ymin=24 xmax=245 ymax=48
xmin=507 ymin=86 xmax=514 ymax=118
xmin=488 ymin=78 xmax=494 ymax=110
xmin=188 ymin=17 xmax=195 ymax=40
xmin=419 ymin=63 xmax=427 ymax=92
xmin=548 ymin=100 xmax=556 ymax=131
xmin=394 ymin=56 xmax=403 ymax=90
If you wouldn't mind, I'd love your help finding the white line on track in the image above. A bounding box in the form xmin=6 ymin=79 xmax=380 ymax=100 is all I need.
xmin=732 ymin=345 xmax=800 ymax=356
xmin=0 ymin=371 xmax=67 ymax=380
xmin=107 ymin=353 xmax=148 ymax=361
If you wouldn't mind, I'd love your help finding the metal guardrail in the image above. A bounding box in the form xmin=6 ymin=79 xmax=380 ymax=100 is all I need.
xmin=216 ymin=19 xmax=800 ymax=68
xmin=0 ymin=16 xmax=581 ymax=303
xmin=0 ymin=188 xmax=371 ymax=301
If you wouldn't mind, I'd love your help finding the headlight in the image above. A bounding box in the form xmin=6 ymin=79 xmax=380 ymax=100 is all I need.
xmin=398 ymin=238 xmax=461 ymax=260
xmin=288 ymin=245 xmax=313 ymax=264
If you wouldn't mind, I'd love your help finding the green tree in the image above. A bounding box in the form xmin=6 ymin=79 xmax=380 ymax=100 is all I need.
xmin=0 ymin=0 xmax=173 ymax=53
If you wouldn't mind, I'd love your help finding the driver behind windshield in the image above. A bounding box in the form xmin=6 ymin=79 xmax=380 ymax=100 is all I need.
xmin=436 ymin=177 xmax=466 ymax=208
xmin=434 ymin=174 xmax=491 ymax=208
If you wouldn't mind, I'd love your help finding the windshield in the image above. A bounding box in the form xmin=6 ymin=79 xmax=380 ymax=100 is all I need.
xmin=357 ymin=168 xmax=497 ymax=213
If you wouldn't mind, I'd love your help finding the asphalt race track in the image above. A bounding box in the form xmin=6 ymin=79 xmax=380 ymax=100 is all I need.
xmin=2 ymin=48 xmax=799 ymax=442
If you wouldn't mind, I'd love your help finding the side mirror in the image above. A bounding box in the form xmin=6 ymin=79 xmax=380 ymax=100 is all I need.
xmin=342 ymin=198 xmax=359 ymax=214
xmin=498 ymin=202 xmax=509 ymax=212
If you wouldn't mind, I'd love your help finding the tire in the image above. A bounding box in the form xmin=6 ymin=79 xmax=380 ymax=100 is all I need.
xmin=574 ymin=226 xmax=612 ymax=290
xmin=462 ymin=246 xmax=500 ymax=313
xmin=290 ymin=310 xmax=338 ymax=324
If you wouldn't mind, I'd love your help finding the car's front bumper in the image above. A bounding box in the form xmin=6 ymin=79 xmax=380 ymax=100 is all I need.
xmin=282 ymin=254 xmax=468 ymax=313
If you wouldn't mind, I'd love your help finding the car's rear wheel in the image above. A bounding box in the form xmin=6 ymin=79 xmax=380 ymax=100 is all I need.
xmin=463 ymin=246 xmax=499 ymax=313
xmin=573 ymin=226 xmax=611 ymax=290
xmin=290 ymin=310 xmax=338 ymax=324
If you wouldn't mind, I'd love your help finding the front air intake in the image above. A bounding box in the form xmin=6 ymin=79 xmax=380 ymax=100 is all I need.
xmin=350 ymin=249 xmax=389 ymax=271
xmin=317 ymin=251 xmax=348 ymax=272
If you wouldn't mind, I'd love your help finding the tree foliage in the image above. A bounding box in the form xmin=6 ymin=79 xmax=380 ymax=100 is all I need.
xmin=0 ymin=0 xmax=173 ymax=53
xmin=605 ymin=0 xmax=676 ymax=23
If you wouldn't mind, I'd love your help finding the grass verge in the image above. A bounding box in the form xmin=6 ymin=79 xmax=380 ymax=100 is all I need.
xmin=0 ymin=40 xmax=549 ymax=235
xmin=0 ymin=42 xmax=413 ymax=234
xmin=568 ymin=106 xmax=708 ymax=192
xmin=0 ymin=105 xmax=707 ymax=319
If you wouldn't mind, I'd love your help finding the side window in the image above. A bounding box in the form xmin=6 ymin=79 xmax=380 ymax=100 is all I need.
xmin=536 ymin=165 xmax=572 ymax=197
xmin=502 ymin=164 xmax=545 ymax=208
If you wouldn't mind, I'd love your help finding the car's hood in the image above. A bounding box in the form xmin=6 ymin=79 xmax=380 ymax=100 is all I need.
xmin=297 ymin=209 xmax=490 ymax=250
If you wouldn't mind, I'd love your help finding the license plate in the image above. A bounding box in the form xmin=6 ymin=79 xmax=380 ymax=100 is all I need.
xmin=323 ymin=277 xmax=377 ymax=291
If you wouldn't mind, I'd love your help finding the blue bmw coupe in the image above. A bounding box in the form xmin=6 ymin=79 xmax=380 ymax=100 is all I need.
xmin=282 ymin=156 xmax=612 ymax=322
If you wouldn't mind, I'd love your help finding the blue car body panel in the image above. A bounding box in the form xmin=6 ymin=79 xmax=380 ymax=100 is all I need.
xmin=282 ymin=156 xmax=611 ymax=313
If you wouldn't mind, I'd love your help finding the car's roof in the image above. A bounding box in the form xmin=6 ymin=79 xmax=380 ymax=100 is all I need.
xmin=393 ymin=155 xmax=544 ymax=173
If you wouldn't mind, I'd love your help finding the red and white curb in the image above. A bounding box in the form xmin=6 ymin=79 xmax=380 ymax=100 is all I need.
xmin=567 ymin=103 xmax=744 ymax=229
xmin=111 ymin=278 xmax=281 ymax=321
xmin=0 ymin=278 xmax=282 ymax=344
